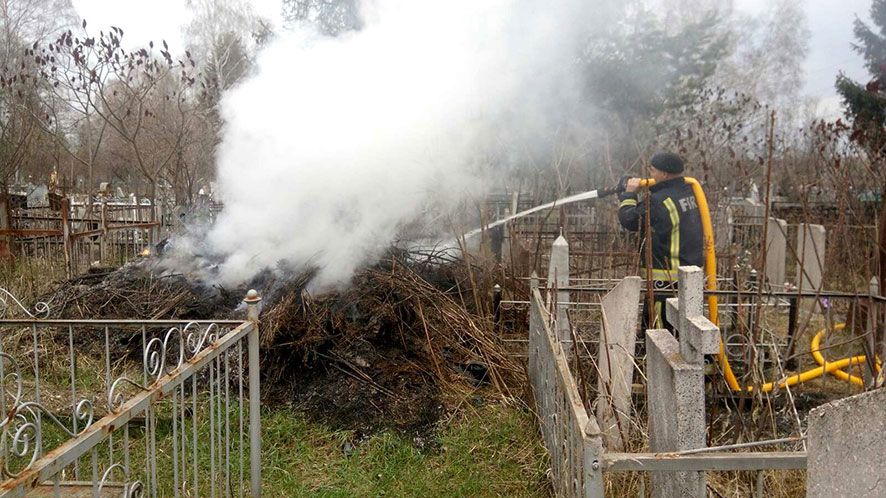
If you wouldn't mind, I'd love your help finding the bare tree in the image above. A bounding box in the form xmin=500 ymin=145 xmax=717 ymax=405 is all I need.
xmin=713 ymin=0 xmax=811 ymax=124
xmin=27 ymin=27 xmax=198 ymax=216
xmin=0 ymin=0 xmax=74 ymax=262
xmin=185 ymin=0 xmax=273 ymax=103
xmin=23 ymin=23 xmax=107 ymax=191
xmin=282 ymin=0 xmax=362 ymax=36
xmin=0 ymin=0 xmax=75 ymax=189
xmin=656 ymin=0 xmax=734 ymax=31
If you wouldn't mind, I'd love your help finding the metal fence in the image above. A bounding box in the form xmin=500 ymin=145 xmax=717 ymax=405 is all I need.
xmin=498 ymin=205 xmax=637 ymax=281
xmin=0 ymin=288 xmax=262 ymax=497
xmin=527 ymin=280 xmax=604 ymax=497
xmin=528 ymin=273 xmax=809 ymax=497
xmin=719 ymin=207 xmax=879 ymax=289
xmin=3 ymin=197 xmax=167 ymax=276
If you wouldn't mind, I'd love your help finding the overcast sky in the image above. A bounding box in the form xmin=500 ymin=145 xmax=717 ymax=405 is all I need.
xmin=71 ymin=0 xmax=876 ymax=117
xmin=70 ymin=0 xmax=282 ymax=47
xmin=71 ymin=0 xmax=191 ymax=47
xmin=734 ymin=0 xmax=872 ymax=116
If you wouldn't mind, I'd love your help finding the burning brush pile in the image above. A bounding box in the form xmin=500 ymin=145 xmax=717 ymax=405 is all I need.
xmin=39 ymin=249 xmax=523 ymax=435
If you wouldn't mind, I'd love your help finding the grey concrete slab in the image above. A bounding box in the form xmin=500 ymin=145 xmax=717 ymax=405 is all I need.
xmin=807 ymin=388 xmax=886 ymax=498
xmin=714 ymin=205 xmax=733 ymax=252
xmin=596 ymin=276 xmax=641 ymax=450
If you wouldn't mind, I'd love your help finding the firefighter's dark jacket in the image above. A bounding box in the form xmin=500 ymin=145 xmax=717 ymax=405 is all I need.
xmin=617 ymin=177 xmax=704 ymax=280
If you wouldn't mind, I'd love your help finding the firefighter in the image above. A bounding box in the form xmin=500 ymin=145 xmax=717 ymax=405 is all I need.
xmin=617 ymin=151 xmax=704 ymax=331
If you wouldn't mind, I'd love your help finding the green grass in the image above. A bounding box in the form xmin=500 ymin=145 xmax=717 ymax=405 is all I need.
xmin=0 ymin=255 xmax=67 ymax=307
xmin=29 ymin=397 xmax=549 ymax=497
xmin=260 ymin=401 xmax=549 ymax=497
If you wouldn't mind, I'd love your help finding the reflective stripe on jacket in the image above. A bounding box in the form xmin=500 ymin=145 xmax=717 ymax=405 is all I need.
xmin=617 ymin=177 xmax=704 ymax=277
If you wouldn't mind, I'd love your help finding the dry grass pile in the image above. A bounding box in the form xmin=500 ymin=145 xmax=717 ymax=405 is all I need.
xmin=39 ymin=262 xmax=243 ymax=320
xmin=33 ymin=251 xmax=522 ymax=435
xmin=257 ymin=253 xmax=523 ymax=434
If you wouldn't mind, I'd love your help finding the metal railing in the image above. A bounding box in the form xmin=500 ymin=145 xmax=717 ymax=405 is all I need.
xmin=527 ymin=280 xmax=604 ymax=497
xmin=0 ymin=288 xmax=262 ymax=497
xmin=4 ymin=199 xmax=163 ymax=276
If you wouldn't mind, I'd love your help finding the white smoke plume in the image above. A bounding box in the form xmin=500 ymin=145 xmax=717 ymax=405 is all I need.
xmin=205 ymin=0 xmax=606 ymax=288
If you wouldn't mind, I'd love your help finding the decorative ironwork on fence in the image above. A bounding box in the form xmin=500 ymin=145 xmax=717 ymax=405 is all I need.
xmin=0 ymin=287 xmax=262 ymax=497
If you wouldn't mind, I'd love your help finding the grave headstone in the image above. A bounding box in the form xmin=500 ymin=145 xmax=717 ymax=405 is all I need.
xmin=807 ymin=388 xmax=886 ymax=497
xmin=648 ymin=266 xmax=719 ymax=498
xmin=595 ymin=276 xmax=641 ymax=450
xmin=765 ymin=218 xmax=787 ymax=290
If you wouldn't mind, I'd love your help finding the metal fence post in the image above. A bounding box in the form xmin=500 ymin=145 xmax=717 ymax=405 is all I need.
xmin=244 ymin=289 xmax=262 ymax=497
xmin=61 ymin=197 xmax=73 ymax=277
xmin=100 ymin=197 xmax=108 ymax=263
xmin=492 ymin=284 xmax=502 ymax=331
xmin=0 ymin=192 xmax=12 ymax=261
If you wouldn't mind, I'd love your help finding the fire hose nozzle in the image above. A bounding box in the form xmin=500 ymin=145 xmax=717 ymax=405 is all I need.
xmin=597 ymin=176 xmax=631 ymax=198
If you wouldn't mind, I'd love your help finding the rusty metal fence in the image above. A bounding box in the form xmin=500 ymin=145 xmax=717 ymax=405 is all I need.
xmin=0 ymin=288 xmax=262 ymax=497
xmin=2 ymin=197 xmax=168 ymax=276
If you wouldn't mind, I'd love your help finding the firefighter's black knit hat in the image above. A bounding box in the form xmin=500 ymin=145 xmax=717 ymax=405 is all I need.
xmin=650 ymin=151 xmax=684 ymax=174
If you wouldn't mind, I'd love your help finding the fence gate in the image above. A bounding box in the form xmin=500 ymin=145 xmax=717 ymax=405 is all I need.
xmin=0 ymin=287 xmax=262 ymax=497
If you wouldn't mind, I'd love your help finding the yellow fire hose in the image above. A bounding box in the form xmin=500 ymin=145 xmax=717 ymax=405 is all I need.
xmin=638 ymin=177 xmax=875 ymax=392
xmin=810 ymin=324 xmax=866 ymax=387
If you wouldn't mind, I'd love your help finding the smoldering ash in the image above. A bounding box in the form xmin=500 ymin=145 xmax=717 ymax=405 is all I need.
xmin=204 ymin=0 xmax=604 ymax=289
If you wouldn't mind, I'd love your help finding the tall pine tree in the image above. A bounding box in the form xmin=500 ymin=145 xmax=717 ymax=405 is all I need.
xmin=836 ymin=0 xmax=886 ymax=289
xmin=837 ymin=0 xmax=886 ymax=153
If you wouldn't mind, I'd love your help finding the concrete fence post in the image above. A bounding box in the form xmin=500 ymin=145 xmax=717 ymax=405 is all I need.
xmin=646 ymin=329 xmax=706 ymax=498
xmin=244 ymin=289 xmax=262 ymax=497
xmin=583 ymin=431 xmax=605 ymax=498
xmin=547 ymin=235 xmax=571 ymax=344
